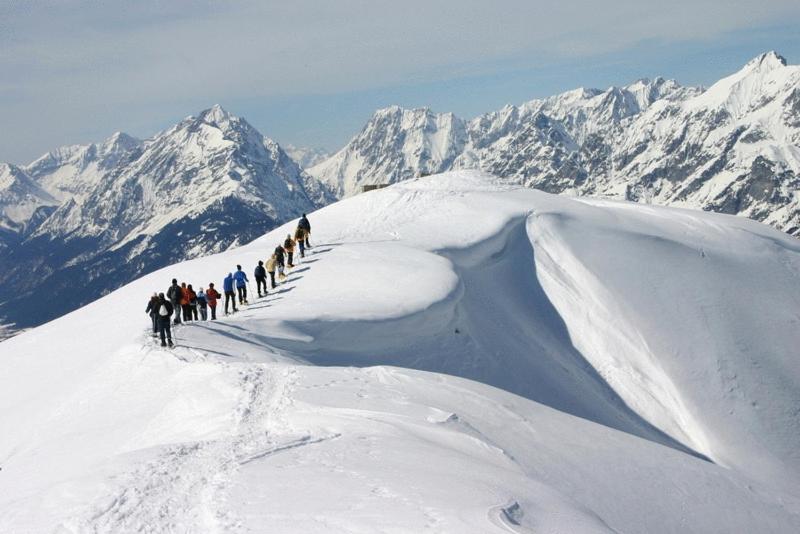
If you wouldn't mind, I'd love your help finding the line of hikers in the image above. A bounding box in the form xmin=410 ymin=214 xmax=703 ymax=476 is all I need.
xmin=145 ymin=214 xmax=312 ymax=347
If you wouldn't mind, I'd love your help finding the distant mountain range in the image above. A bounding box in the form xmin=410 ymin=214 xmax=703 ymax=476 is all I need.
xmin=1 ymin=51 xmax=797 ymax=334
xmin=309 ymin=51 xmax=800 ymax=236
xmin=0 ymin=105 xmax=334 ymax=332
xmin=283 ymin=144 xmax=331 ymax=169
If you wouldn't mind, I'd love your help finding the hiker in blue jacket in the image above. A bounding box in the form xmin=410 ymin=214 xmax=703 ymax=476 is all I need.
xmin=223 ymin=272 xmax=237 ymax=315
xmin=234 ymin=265 xmax=249 ymax=305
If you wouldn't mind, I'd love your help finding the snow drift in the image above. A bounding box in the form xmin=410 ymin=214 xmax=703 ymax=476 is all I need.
xmin=1 ymin=171 xmax=798 ymax=532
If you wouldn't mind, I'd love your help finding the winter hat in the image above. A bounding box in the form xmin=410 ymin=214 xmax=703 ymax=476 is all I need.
xmin=258 ymin=260 xmax=263 ymax=265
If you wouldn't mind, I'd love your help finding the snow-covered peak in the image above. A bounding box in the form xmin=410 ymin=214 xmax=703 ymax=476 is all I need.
xmin=688 ymin=51 xmax=799 ymax=117
xmin=0 ymin=163 xmax=52 ymax=199
xmin=744 ymin=50 xmax=788 ymax=72
xmin=0 ymin=162 xmax=21 ymax=189
xmin=100 ymin=131 xmax=140 ymax=153
xmin=309 ymin=105 xmax=468 ymax=196
xmin=30 ymin=103 xmax=323 ymax=245
xmin=198 ymin=104 xmax=235 ymax=129
xmin=0 ymin=163 xmax=57 ymax=231
xmin=374 ymin=104 xmax=405 ymax=117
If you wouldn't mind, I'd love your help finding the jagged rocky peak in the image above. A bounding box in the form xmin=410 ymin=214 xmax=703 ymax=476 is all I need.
xmin=181 ymin=104 xmax=273 ymax=154
xmin=688 ymin=50 xmax=798 ymax=119
xmin=101 ymin=131 xmax=140 ymax=152
xmin=623 ymin=77 xmax=687 ymax=107
xmin=744 ymin=50 xmax=788 ymax=71
xmin=0 ymin=163 xmax=53 ymax=200
xmin=0 ymin=163 xmax=57 ymax=232
xmin=307 ymin=104 xmax=468 ymax=197
xmin=198 ymin=103 xmax=235 ymax=128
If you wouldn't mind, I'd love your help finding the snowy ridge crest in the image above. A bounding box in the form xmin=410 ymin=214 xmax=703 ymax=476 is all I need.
xmin=1 ymin=172 xmax=798 ymax=532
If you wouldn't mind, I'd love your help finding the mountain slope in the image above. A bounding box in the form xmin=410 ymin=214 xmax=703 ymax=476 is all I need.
xmin=0 ymin=105 xmax=334 ymax=332
xmin=309 ymin=52 xmax=800 ymax=236
xmin=1 ymin=171 xmax=798 ymax=532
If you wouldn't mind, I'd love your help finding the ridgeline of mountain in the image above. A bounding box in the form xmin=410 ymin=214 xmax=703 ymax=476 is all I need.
xmin=309 ymin=52 xmax=800 ymax=236
xmin=0 ymin=105 xmax=334 ymax=332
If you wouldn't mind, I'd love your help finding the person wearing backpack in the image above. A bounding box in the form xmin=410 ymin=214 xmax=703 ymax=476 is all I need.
xmin=254 ymin=261 xmax=267 ymax=298
xmin=187 ymin=284 xmax=198 ymax=320
xmin=295 ymin=226 xmax=307 ymax=258
xmin=284 ymin=235 xmax=296 ymax=268
xmin=234 ymin=265 xmax=249 ymax=304
xmin=265 ymin=254 xmax=278 ymax=289
xmin=206 ymin=283 xmax=220 ymax=320
xmin=274 ymin=244 xmax=285 ymax=268
xmin=167 ymin=279 xmax=182 ymax=325
xmin=196 ymin=288 xmax=208 ymax=321
xmin=223 ymin=273 xmax=237 ymax=315
xmin=145 ymin=293 xmax=159 ymax=335
xmin=180 ymin=282 xmax=192 ymax=322
xmin=156 ymin=293 xmax=175 ymax=347
xmin=274 ymin=244 xmax=287 ymax=282
xmin=299 ymin=213 xmax=311 ymax=248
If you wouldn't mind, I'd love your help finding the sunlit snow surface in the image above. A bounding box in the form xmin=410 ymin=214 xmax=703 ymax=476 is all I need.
xmin=1 ymin=171 xmax=799 ymax=532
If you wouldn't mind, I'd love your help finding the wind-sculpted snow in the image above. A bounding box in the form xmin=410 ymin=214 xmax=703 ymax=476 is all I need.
xmin=1 ymin=171 xmax=798 ymax=532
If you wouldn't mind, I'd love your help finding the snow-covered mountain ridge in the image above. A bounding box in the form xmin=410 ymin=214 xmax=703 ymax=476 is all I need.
xmin=0 ymin=105 xmax=334 ymax=333
xmin=1 ymin=171 xmax=798 ymax=532
xmin=310 ymin=51 xmax=800 ymax=236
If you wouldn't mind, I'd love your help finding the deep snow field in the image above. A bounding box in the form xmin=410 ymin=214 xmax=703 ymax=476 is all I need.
xmin=1 ymin=171 xmax=799 ymax=533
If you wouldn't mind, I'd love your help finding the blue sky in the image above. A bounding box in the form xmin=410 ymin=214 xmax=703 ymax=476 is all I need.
xmin=1 ymin=1 xmax=799 ymax=163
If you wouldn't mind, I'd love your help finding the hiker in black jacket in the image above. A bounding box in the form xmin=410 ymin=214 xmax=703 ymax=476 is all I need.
xmin=145 ymin=293 xmax=159 ymax=334
xmin=254 ymin=261 xmax=267 ymax=297
xmin=155 ymin=293 xmax=175 ymax=347
xmin=299 ymin=213 xmax=311 ymax=248
xmin=166 ymin=278 xmax=182 ymax=325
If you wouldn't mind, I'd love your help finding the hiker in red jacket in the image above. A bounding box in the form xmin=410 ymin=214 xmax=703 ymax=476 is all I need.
xmin=206 ymin=283 xmax=221 ymax=320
